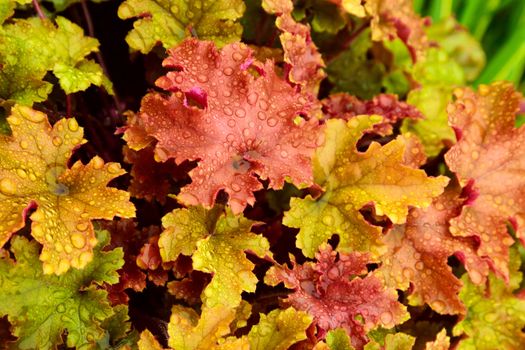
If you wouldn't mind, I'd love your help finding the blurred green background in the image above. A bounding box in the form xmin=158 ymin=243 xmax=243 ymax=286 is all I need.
xmin=415 ymin=0 xmax=525 ymax=93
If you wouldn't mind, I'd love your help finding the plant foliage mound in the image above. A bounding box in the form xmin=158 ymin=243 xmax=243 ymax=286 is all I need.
xmin=0 ymin=0 xmax=524 ymax=349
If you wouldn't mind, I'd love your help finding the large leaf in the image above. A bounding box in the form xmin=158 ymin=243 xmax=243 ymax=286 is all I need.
xmin=0 ymin=105 xmax=135 ymax=274
xmin=0 ymin=230 xmax=123 ymax=350
xmin=284 ymin=116 xmax=448 ymax=258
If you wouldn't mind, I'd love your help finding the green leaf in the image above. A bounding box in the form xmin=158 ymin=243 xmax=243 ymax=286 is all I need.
xmin=159 ymin=206 xmax=272 ymax=308
xmin=326 ymin=28 xmax=385 ymax=99
xmin=401 ymin=48 xmax=465 ymax=156
xmin=426 ymin=17 xmax=486 ymax=82
xmin=118 ymin=0 xmax=245 ymax=54
xmin=0 ymin=230 xmax=124 ymax=350
xmin=364 ymin=332 xmax=415 ymax=350
xmin=167 ymin=304 xmax=248 ymax=350
xmin=248 ymin=307 xmax=312 ymax=350
xmin=46 ymin=0 xmax=110 ymax=12
xmin=284 ymin=116 xmax=448 ymax=258
xmin=453 ymin=247 xmax=525 ymax=349
xmin=0 ymin=16 xmax=111 ymax=105
xmin=326 ymin=328 xmax=353 ymax=350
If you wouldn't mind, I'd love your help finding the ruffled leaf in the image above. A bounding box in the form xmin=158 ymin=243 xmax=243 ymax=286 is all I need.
xmin=0 ymin=105 xmax=135 ymax=274
xmin=265 ymin=244 xmax=408 ymax=349
xmin=118 ymin=0 xmax=245 ymax=53
xmin=284 ymin=116 xmax=448 ymax=258
xmin=376 ymin=185 xmax=487 ymax=315
xmin=0 ymin=230 xmax=123 ymax=350
xmin=131 ymin=39 xmax=322 ymax=213
xmin=248 ymin=307 xmax=312 ymax=350
xmin=262 ymin=0 xmax=326 ymax=94
xmin=0 ymin=16 xmax=112 ymax=105
xmin=159 ymin=206 xmax=272 ymax=308
xmin=453 ymin=248 xmax=525 ymax=349
xmin=445 ymin=82 xmax=524 ymax=281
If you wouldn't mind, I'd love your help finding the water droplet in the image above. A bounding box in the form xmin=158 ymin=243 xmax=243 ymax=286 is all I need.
xmin=257 ymin=111 xmax=267 ymax=120
xmin=71 ymin=233 xmax=86 ymax=249
xmin=25 ymin=109 xmax=46 ymax=123
xmin=107 ymin=163 xmax=121 ymax=174
xmin=227 ymin=119 xmax=236 ymax=127
xmin=259 ymin=100 xmax=269 ymax=111
xmin=0 ymin=178 xmax=17 ymax=195
xmin=56 ymin=303 xmax=66 ymax=313
xmin=197 ymin=74 xmax=208 ymax=83
xmin=280 ymin=150 xmax=288 ymax=158
xmin=415 ymin=261 xmax=424 ymax=270
xmin=68 ymin=119 xmax=79 ymax=132
xmin=223 ymin=106 xmax=233 ymax=116
xmin=231 ymin=183 xmax=241 ymax=192
xmin=267 ymin=117 xmax=278 ymax=127
xmin=223 ymin=67 xmax=234 ymax=76
xmin=402 ymin=267 xmax=413 ymax=279
xmin=52 ymin=136 xmax=62 ymax=146
xmin=170 ymin=5 xmax=179 ymax=13
xmin=19 ymin=140 xmax=28 ymax=149
xmin=431 ymin=299 xmax=446 ymax=313
xmin=322 ymin=215 xmax=334 ymax=226
xmin=232 ymin=52 xmax=243 ymax=61
xmin=484 ymin=312 xmax=497 ymax=322
xmin=380 ymin=311 xmax=393 ymax=324
xmin=235 ymin=108 xmax=246 ymax=118
xmin=16 ymin=169 xmax=27 ymax=179
xmin=247 ymin=92 xmax=258 ymax=105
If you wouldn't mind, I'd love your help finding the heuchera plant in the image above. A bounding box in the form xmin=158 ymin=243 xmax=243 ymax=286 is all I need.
xmin=0 ymin=0 xmax=524 ymax=349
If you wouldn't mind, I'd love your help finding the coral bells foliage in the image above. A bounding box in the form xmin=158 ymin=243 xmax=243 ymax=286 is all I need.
xmin=1 ymin=0 xmax=525 ymax=349
xmin=126 ymin=39 xmax=323 ymax=213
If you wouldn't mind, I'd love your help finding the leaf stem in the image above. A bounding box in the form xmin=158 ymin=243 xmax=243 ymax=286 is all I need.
xmin=32 ymin=0 xmax=46 ymax=19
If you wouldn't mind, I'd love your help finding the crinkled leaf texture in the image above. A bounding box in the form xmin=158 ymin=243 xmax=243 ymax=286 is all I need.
xmin=265 ymin=244 xmax=408 ymax=349
xmin=331 ymin=0 xmax=428 ymax=61
xmin=377 ymin=185 xmax=487 ymax=315
xmin=129 ymin=38 xmax=322 ymax=213
xmin=0 ymin=16 xmax=112 ymax=105
xmin=0 ymin=230 xmax=124 ymax=350
xmin=118 ymin=0 xmax=245 ymax=53
xmin=284 ymin=116 xmax=448 ymax=258
xmin=159 ymin=205 xmax=272 ymax=308
xmin=0 ymin=105 xmax=135 ymax=275
xmin=248 ymin=307 xmax=312 ymax=350
xmin=453 ymin=248 xmax=525 ymax=349
xmin=139 ymin=305 xmax=309 ymax=350
xmin=445 ymin=82 xmax=524 ymax=281
xmin=262 ymin=0 xmax=326 ymax=94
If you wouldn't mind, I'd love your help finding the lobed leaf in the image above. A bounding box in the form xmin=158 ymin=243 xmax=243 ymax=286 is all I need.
xmin=0 ymin=230 xmax=124 ymax=350
xmin=130 ymin=39 xmax=322 ymax=213
xmin=0 ymin=105 xmax=135 ymax=275
xmin=0 ymin=17 xmax=112 ymax=105
xmin=118 ymin=0 xmax=245 ymax=53
xmin=376 ymin=185 xmax=487 ymax=315
xmin=265 ymin=244 xmax=408 ymax=349
xmin=445 ymin=82 xmax=524 ymax=281
xmin=159 ymin=206 xmax=272 ymax=308
xmin=284 ymin=116 xmax=448 ymax=258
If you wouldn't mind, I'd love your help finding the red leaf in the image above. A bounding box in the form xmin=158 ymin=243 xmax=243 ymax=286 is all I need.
xmin=322 ymin=93 xmax=423 ymax=135
xmin=377 ymin=184 xmax=488 ymax=315
xmin=135 ymin=39 xmax=323 ymax=213
xmin=265 ymin=245 xmax=406 ymax=349
xmin=445 ymin=82 xmax=524 ymax=281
